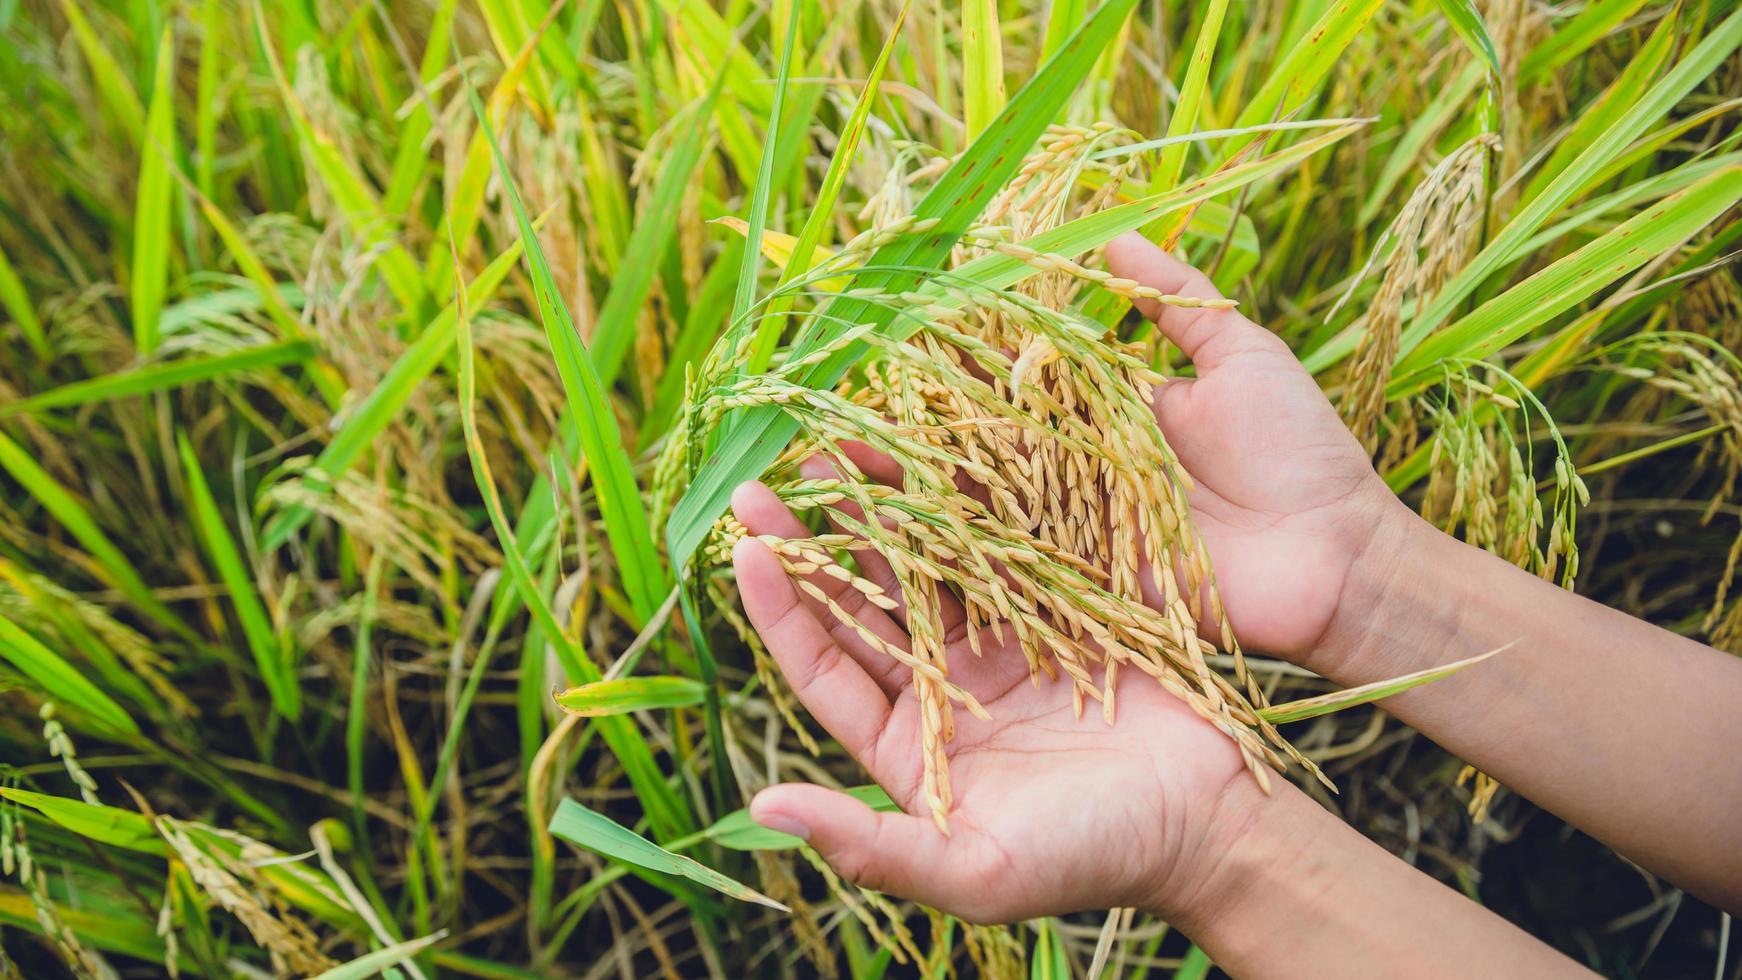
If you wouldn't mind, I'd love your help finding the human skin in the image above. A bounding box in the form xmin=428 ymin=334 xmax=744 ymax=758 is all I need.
xmin=727 ymin=232 xmax=1742 ymax=976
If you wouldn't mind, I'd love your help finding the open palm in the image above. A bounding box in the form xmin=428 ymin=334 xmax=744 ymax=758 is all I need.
xmin=1106 ymin=234 xmax=1404 ymax=662
xmin=733 ymin=235 xmax=1400 ymax=922
xmin=732 ymin=480 xmax=1256 ymax=923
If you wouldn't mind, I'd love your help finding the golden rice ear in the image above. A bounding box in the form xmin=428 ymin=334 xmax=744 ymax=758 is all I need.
xmin=698 ymin=130 xmax=1321 ymax=832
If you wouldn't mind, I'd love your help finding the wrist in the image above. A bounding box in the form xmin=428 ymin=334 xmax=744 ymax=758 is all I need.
xmin=1143 ymin=775 xmax=1337 ymax=945
xmin=1310 ymin=494 xmax=1457 ymax=684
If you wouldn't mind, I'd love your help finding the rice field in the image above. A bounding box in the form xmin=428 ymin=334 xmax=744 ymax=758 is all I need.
xmin=0 ymin=0 xmax=1738 ymax=976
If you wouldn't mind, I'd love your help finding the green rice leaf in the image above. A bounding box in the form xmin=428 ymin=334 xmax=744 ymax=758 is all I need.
xmin=1519 ymin=0 xmax=1650 ymax=85
xmin=419 ymin=21 xmax=540 ymax=305
xmin=130 ymin=24 xmax=176 ymax=355
xmin=56 ymin=0 xmax=144 ymax=145
xmin=1306 ymin=6 xmax=1742 ymax=374
xmin=1260 ymin=646 xmax=1506 ymax=725
xmin=0 ymin=614 xmax=137 ymax=736
xmin=0 ymin=788 xmax=162 ymax=854
xmin=548 ymin=798 xmax=786 ymax=909
xmin=726 ymin=2 xmax=802 ymax=382
xmin=707 ymin=785 xmax=896 ymax=851
xmin=768 ymin=2 xmax=909 ymax=314
xmin=1432 ymin=0 xmax=1501 ymax=80
xmin=554 ymin=676 xmax=706 ymax=717
xmin=591 ymin=87 xmax=722 ymax=388
xmin=1154 ymin=0 xmax=1230 ymax=193
xmin=940 ymin=124 xmax=1360 ymax=298
xmin=179 ymin=433 xmax=301 ymax=721
xmin=1390 ymin=164 xmax=1742 ymax=393
xmin=962 ymin=0 xmax=1006 ymax=140
xmin=1040 ymin=0 xmax=1088 ymax=61
xmin=667 ymin=0 xmax=1141 ymax=567
xmin=451 ymin=221 xmax=691 ymax=840
xmin=0 ymin=241 xmax=47 ymax=358
xmin=0 ymin=431 xmax=186 ymax=637
xmin=462 ymin=79 xmax=668 ymax=624
xmin=1227 ymin=0 xmax=1386 ymax=138
xmin=250 ymin=0 xmax=423 ymax=314
xmin=383 ymin=0 xmax=460 ymax=215
xmin=2 ymin=340 xmax=315 ymax=417
xmin=1518 ymin=5 xmax=1679 ymax=207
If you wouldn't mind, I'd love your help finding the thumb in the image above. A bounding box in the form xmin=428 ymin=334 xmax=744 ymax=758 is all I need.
xmin=751 ymin=784 xmax=955 ymax=903
xmin=1104 ymin=231 xmax=1280 ymax=372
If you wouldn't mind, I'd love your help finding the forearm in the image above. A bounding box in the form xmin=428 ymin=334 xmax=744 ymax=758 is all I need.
xmin=1320 ymin=507 xmax=1742 ymax=912
xmin=1165 ymin=781 xmax=1592 ymax=979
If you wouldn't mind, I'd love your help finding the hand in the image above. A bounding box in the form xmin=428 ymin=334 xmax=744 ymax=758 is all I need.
xmin=730 ymin=239 xmax=1410 ymax=925
xmin=732 ymin=479 xmax=1268 ymax=924
xmin=1105 ymin=233 xmax=1410 ymax=668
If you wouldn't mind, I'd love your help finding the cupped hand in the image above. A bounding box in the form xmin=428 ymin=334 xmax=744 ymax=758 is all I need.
xmin=731 ymin=238 xmax=1405 ymax=924
xmin=1105 ymin=233 xmax=1407 ymax=667
xmin=732 ymin=479 xmax=1263 ymax=923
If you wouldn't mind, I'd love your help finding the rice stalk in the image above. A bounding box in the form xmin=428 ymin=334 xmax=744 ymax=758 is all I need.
xmin=690 ymin=130 xmax=1326 ymax=830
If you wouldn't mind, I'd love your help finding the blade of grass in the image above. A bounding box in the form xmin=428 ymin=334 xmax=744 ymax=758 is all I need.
xmin=1517 ymin=4 xmax=1680 ymax=207
xmin=383 ymin=0 xmax=460 ymax=215
xmin=0 ymin=241 xmax=47 ymax=358
xmin=706 ymin=785 xmax=895 ymax=850
xmin=554 ymin=676 xmax=706 ymax=717
xmin=1306 ymin=6 xmax=1742 ymax=374
xmin=724 ymin=1 xmax=803 ymax=384
xmin=0 ymin=614 xmax=139 ymax=736
xmin=1433 ymin=0 xmax=1501 ymax=79
xmin=311 ymin=932 xmax=446 ymax=980
xmin=451 ymin=219 xmax=691 ymax=840
xmin=736 ymin=0 xmax=909 ymax=380
xmin=0 ymin=430 xmax=188 ymax=637
xmin=249 ymin=0 xmax=423 ymax=314
xmin=962 ymin=0 xmax=1005 ymax=140
xmin=420 ymin=3 xmax=550 ymax=306
xmin=178 ymin=432 xmax=300 ymax=721
xmin=1390 ymin=165 xmax=1742 ymax=393
xmin=590 ymin=84 xmax=722 ymax=388
xmin=1040 ymin=0 xmax=1088 ymax=61
xmin=1153 ymin=0 xmax=1230 ymax=194
xmin=547 ymin=798 xmax=786 ymax=909
xmin=0 ymin=788 xmax=161 ymax=853
xmin=348 ymin=551 xmax=384 ymax=841
xmin=56 ymin=0 xmax=144 ymax=145
xmin=942 ymin=124 xmax=1361 ymax=296
xmin=1260 ymin=646 xmax=1507 ymax=725
xmin=1519 ymin=0 xmax=1651 ymax=85
xmin=2 ymin=340 xmax=315 ymax=417
xmin=130 ymin=23 xmax=175 ymax=354
xmin=462 ymin=65 xmax=667 ymax=624
xmin=1225 ymin=0 xmax=1386 ymax=143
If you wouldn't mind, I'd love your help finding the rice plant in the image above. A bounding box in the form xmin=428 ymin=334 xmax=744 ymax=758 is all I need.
xmin=0 ymin=0 xmax=1737 ymax=975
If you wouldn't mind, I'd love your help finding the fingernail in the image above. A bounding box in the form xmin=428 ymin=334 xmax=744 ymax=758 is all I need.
xmin=754 ymin=812 xmax=810 ymax=842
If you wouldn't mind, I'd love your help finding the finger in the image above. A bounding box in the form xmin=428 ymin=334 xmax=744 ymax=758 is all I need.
xmin=733 ymin=481 xmax=910 ymax=696
xmin=1104 ymin=231 xmax=1283 ymax=372
xmin=733 ymin=536 xmax=894 ymax=763
xmin=813 ymin=439 xmax=905 ymax=486
xmin=798 ymin=454 xmax=973 ymax=639
xmin=750 ymin=784 xmax=963 ymax=905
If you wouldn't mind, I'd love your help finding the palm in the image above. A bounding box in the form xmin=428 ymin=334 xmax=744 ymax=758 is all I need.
xmin=1114 ymin=237 xmax=1396 ymax=661
xmin=1154 ymin=343 xmax=1388 ymax=659
xmin=730 ymin=236 xmax=1394 ymax=923
xmin=875 ymin=633 xmax=1245 ymax=920
xmin=732 ymin=478 xmax=1247 ymax=922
